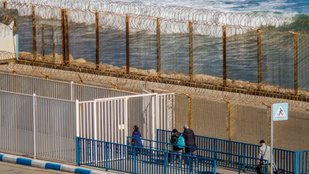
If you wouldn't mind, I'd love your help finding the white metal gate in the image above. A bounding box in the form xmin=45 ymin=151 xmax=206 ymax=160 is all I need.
xmin=77 ymin=93 xmax=175 ymax=143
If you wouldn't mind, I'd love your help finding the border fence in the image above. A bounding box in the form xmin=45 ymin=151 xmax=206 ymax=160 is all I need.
xmin=1 ymin=0 xmax=309 ymax=100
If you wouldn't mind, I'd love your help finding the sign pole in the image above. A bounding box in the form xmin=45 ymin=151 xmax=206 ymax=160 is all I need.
xmin=271 ymin=103 xmax=288 ymax=174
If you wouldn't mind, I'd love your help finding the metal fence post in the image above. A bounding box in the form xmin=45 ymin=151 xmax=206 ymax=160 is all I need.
xmin=105 ymin=142 xmax=108 ymax=171
xmin=95 ymin=12 xmax=99 ymax=70
xmin=164 ymin=151 xmax=167 ymax=174
xmin=295 ymin=152 xmax=298 ymax=174
xmin=76 ymin=99 xmax=79 ymax=137
xmin=32 ymin=93 xmax=36 ymax=159
xmin=61 ymin=9 xmax=65 ymax=64
xmin=32 ymin=6 xmax=37 ymax=62
xmin=134 ymin=147 xmax=136 ymax=174
xmin=293 ymin=33 xmax=298 ymax=95
xmin=126 ymin=15 xmax=130 ymax=74
xmin=65 ymin=9 xmax=69 ymax=65
xmin=3 ymin=1 xmax=6 ymax=8
xmin=157 ymin=18 xmax=161 ymax=76
xmin=41 ymin=26 xmax=45 ymax=56
xmin=257 ymin=29 xmax=262 ymax=91
xmin=76 ymin=137 xmax=80 ymax=166
xmin=189 ymin=21 xmax=193 ymax=81
xmin=222 ymin=26 xmax=227 ymax=87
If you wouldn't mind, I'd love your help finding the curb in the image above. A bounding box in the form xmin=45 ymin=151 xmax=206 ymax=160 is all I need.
xmin=0 ymin=153 xmax=111 ymax=174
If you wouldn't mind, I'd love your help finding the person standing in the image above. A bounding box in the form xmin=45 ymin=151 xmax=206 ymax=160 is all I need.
xmin=169 ymin=129 xmax=184 ymax=165
xmin=256 ymin=140 xmax=273 ymax=174
xmin=131 ymin=125 xmax=143 ymax=147
xmin=182 ymin=125 xmax=197 ymax=164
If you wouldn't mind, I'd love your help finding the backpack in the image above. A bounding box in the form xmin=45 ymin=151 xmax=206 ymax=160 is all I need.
xmin=177 ymin=135 xmax=185 ymax=148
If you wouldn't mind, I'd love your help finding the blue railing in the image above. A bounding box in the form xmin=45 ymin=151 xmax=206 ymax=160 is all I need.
xmin=295 ymin=151 xmax=309 ymax=174
xmin=157 ymin=129 xmax=305 ymax=174
xmin=76 ymin=137 xmax=217 ymax=174
xmin=127 ymin=136 xmax=270 ymax=173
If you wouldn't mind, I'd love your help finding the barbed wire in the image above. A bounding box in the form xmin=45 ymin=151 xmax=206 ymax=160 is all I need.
xmin=2 ymin=0 xmax=308 ymax=36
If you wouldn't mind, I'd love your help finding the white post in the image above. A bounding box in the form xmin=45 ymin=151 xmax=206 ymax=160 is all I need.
xmin=93 ymin=100 xmax=98 ymax=163
xmin=75 ymin=100 xmax=79 ymax=137
xmin=93 ymin=100 xmax=97 ymax=140
xmin=124 ymin=98 xmax=128 ymax=141
xmin=70 ymin=81 xmax=74 ymax=101
xmin=32 ymin=93 xmax=36 ymax=160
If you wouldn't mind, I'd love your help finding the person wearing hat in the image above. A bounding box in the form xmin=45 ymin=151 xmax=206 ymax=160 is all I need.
xmin=182 ymin=125 xmax=197 ymax=164
xmin=256 ymin=140 xmax=273 ymax=174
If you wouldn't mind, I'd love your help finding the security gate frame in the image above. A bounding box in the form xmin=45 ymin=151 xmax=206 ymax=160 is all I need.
xmin=76 ymin=92 xmax=175 ymax=162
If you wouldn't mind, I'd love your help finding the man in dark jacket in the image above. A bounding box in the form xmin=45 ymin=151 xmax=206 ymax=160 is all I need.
xmin=183 ymin=125 xmax=197 ymax=164
xmin=169 ymin=129 xmax=184 ymax=165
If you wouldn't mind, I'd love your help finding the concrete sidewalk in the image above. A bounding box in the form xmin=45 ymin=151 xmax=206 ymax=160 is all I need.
xmin=0 ymin=153 xmax=112 ymax=174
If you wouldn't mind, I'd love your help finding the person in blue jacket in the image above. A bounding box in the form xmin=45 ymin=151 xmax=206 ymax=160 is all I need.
xmin=131 ymin=125 xmax=143 ymax=147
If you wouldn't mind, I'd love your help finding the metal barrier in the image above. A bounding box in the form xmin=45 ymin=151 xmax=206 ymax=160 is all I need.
xmin=77 ymin=93 xmax=175 ymax=145
xmin=157 ymin=129 xmax=304 ymax=173
xmin=127 ymin=136 xmax=270 ymax=173
xmin=0 ymin=90 xmax=76 ymax=162
xmin=0 ymin=72 xmax=137 ymax=101
xmin=295 ymin=151 xmax=309 ymax=174
xmin=77 ymin=137 xmax=217 ymax=174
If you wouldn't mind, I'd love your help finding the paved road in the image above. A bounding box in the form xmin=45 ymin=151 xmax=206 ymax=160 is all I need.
xmin=0 ymin=161 xmax=72 ymax=174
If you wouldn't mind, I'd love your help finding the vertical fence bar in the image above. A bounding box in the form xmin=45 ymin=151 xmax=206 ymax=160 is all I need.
xmin=295 ymin=152 xmax=298 ymax=174
xmin=157 ymin=18 xmax=161 ymax=76
xmin=294 ymin=33 xmax=298 ymax=95
xmin=95 ymin=12 xmax=99 ymax=70
xmin=126 ymin=15 xmax=130 ymax=74
xmin=32 ymin=93 xmax=36 ymax=159
xmin=52 ymin=26 xmax=55 ymax=59
xmin=257 ymin=29 xmax=262 ymax=90
xmin=61 ymin=9 xmax=65 ymax=64
xmin=76 ymin=137 xmax=80 ymax=166
xmin=65 ymin=9 xmax=69 ymax=65
xmin=3 ymin=1 xmax=6 ymax=8
xmin=41 ymin=26 xmax=45 ymax=56
xmin=189 ymin=21 xmax=193 ymax=81
xmin=32 ymin=6 xmax=37 ymax=61
xmin=75 ymin=100 xmax=80 ymax=137
xmin=222 ymin=26 xmax=227 ymax=87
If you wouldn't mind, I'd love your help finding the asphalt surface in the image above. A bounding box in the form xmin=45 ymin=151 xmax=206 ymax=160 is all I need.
xmin=0 ymin=161 xmax=72 ymax=174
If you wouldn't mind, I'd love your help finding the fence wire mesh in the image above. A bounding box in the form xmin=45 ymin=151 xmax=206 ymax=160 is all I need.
xmin=2 ymin=0 xmax=309 ymax=98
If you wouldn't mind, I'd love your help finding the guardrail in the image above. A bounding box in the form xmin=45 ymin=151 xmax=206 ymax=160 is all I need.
xmin=157 ymin=129 xmax=307 ymax=174
xmin=127 ymin=136 xmax=270 ymax=173
xmin=77 ymin=137 xmax=217 ymax=174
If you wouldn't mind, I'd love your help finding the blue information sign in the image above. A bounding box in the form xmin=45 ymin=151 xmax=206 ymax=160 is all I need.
xmin=271 ymin=103 xmax=288 ymax=121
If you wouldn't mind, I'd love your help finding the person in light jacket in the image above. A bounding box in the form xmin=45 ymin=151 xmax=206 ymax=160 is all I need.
xmin=257 ymin=140 xmax=274 ymax=174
